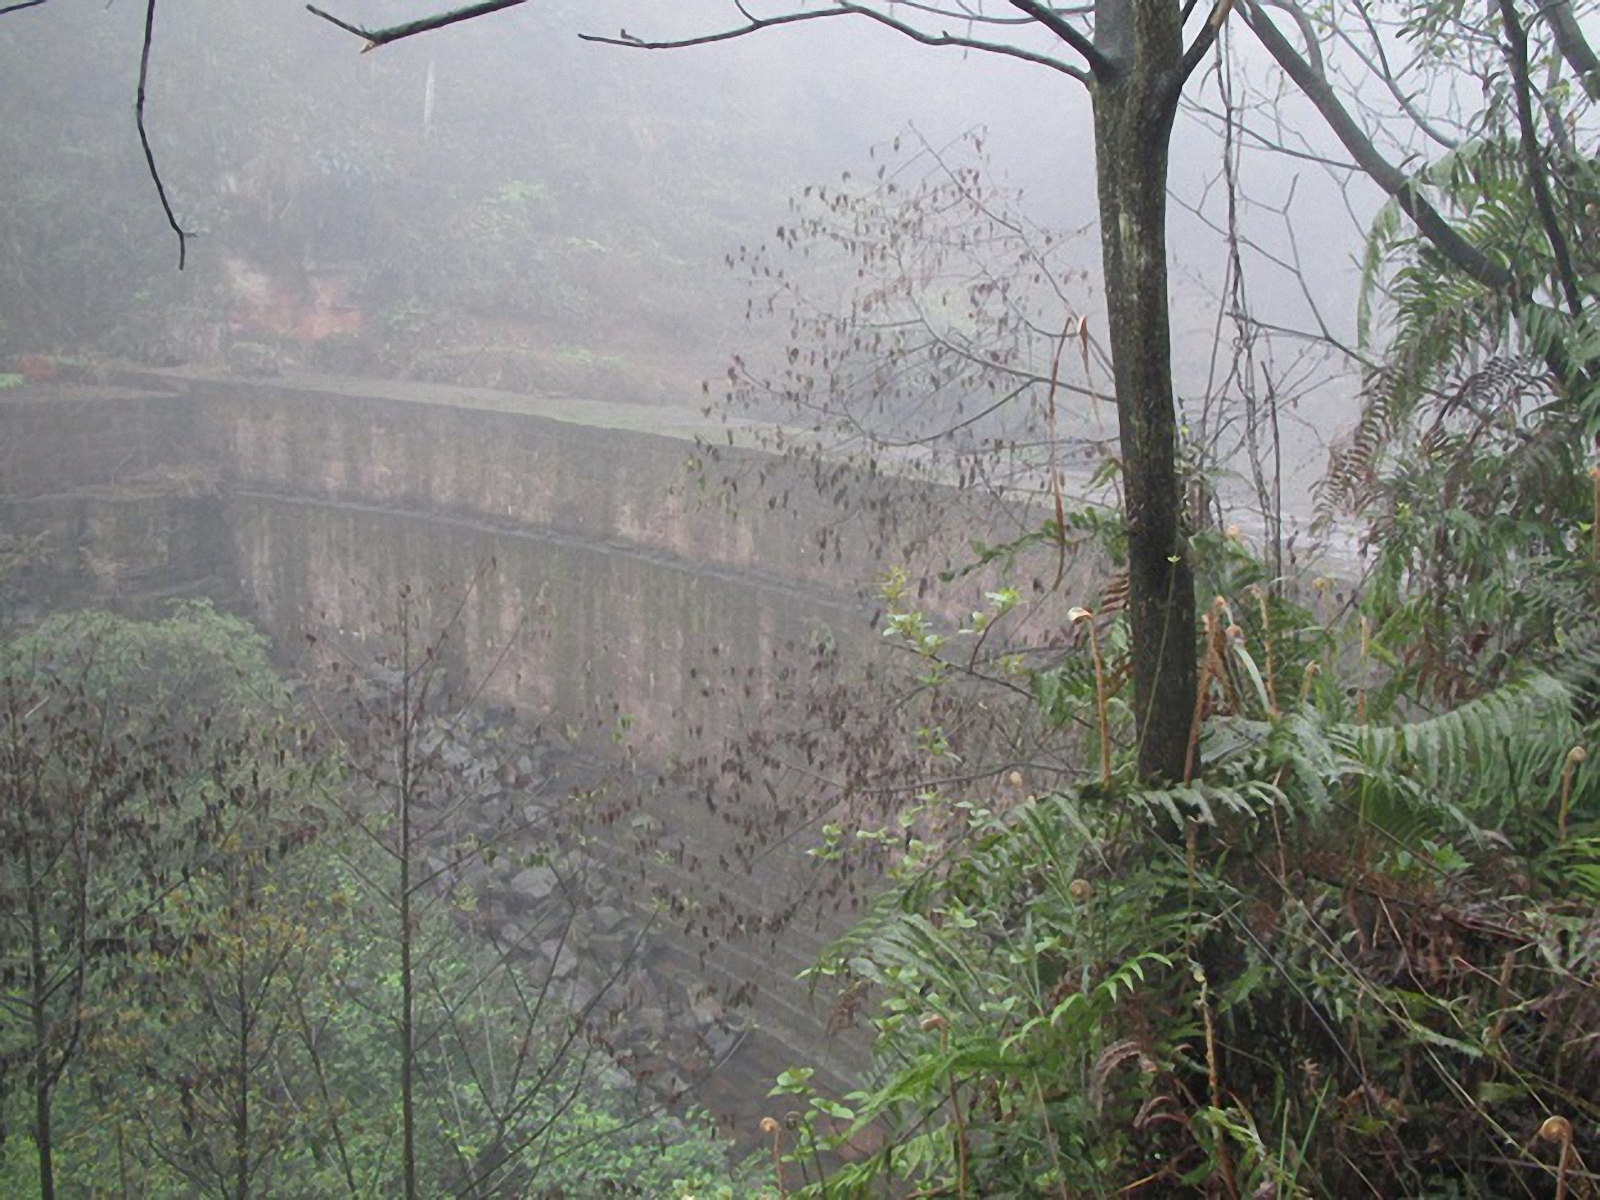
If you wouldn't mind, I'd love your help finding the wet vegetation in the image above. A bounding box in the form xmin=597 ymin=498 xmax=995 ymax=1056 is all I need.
xmin=2 ymin=0 xmax=1599 ymax=1196
xmin=0 ymin=602 xmax=768 ymax=1197
xmin=0 ymin=0 xmax=857 ymax=403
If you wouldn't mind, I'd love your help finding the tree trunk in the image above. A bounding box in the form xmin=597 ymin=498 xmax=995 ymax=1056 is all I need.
xmin=1092 ymin=2 xmax=1197 ymax=783
xmin=234 ymin=935 xmax=251 ymax=1200
xmin=399 ymin=642 xmax=418 ymax=1200
xmin=22 ymin=808 xmax=56 ymax=1200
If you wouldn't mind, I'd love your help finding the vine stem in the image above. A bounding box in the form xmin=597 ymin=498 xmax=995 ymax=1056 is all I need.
xmin=1196 ymin=967 xmax=1238 ymax=1198
xmin=760 ymin=1116 xmax=787 ymax=1199
xmin=943 ymin=1024 xmax=969 ymax=1198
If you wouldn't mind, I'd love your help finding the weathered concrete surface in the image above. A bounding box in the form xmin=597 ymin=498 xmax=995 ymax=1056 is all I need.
xmin=0 ymin=386 xmax=227 ymax=617
xmin=230 ymin=489 xmax=862 ymax=752
xmin=4 ymin=372 xmax=854 ymax=746
xmin=1 ymin=367 xmax=1053 ymax=1135
xmin=2 ymin=367 xmax=1019 ymax=753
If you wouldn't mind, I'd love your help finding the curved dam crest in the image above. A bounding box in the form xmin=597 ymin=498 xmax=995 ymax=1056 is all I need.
xmin=2 ymin=365 xmax=975 ymax=753
xmin=3 ymin=365 xmax=1076 ymax=1130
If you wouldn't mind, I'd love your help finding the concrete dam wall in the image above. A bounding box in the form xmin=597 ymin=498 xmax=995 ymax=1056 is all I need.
xmin=2 ymin=366 xmax=1077 ymax=1134
xmin=1 ymin=368 xmax=933 ymax=752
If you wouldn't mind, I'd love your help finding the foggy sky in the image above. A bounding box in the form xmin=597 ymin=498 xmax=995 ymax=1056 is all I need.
xmin=1 ymin=0 xmax=1393 ymax=504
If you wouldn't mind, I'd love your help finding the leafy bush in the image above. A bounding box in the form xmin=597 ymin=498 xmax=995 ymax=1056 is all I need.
xmin=0 ymin=605 xmax=762 ymax=1198
xmin=775 ymin=549 xmax=1597 ymax=1197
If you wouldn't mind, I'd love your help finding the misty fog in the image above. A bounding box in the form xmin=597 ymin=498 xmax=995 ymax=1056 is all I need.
xmin=1 ymin=0 xmax=1384 ymax=518
xmin=7 ymin=0 xmax=1600 ymax=1192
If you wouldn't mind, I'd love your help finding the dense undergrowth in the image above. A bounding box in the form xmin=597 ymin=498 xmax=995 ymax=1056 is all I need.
xmin=0 ymin=604 xmax=765 ymax=1198
xmin=742 ymin=32 xmax=1600 ymax=1180
xmin=767 ymin=465 xmax=1598 ymax=1195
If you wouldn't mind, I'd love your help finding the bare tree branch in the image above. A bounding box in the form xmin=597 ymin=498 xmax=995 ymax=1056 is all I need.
xmin=136 ymin=0 xmax=190 ymax=270
xmin=306 ymin=1 xmax=1095 ymax=82
xmin=1499 ymin=0 xmax=1584 ymax=318
xmin=1540 ymin=0 xmax=1600 ymax=99
xmin=1343 ymin=0 xmax=1458 ymax=150
xmin=871 ymin=0 xmax=1066 ymax=26
xmin=1186 ymin=97 xmax=1366 ymax=169
xmin=1240 ymin=0 xmax=1516 ymax=295
xmin=306 ymin=0 xmax=528 ymax=51
xmin=1007 ymin=0 xmax=1115 ymax=79
xmin=1178 ymin=0 xmax=1232 ymax=84
xmin=578 ymin=4 xmax=1092 ymax=82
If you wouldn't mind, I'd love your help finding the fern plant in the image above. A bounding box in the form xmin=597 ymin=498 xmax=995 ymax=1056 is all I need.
xmin=1324 ymin=5 xmax=1598 ymax=707
xmin=772 ymin=546 xmax=1597 ymax=1196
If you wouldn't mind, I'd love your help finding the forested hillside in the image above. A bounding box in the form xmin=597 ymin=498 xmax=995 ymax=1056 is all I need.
xmin=2 ymin=0 xmax=1595 ymax=1195
xmin=0 ymin=0 xmax=890 ymax=401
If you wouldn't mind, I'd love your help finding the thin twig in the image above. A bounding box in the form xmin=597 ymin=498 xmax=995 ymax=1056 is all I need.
xmin=578 ymin=5 xmax=1090 ymax=83
xmin=306 ymin=0 xmax=527 ymax=50
xmin=1046 ymin=316 xmax=1073 ymax=588
xmin=136 ymin=0 xmax=190 ymax=270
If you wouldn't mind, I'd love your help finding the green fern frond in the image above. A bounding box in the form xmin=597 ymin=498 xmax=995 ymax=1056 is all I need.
xmin=1357 ymin=197 xmax=1405 ymax=350
xmin=1341 ymin=672 xmax=1587 ymax=836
